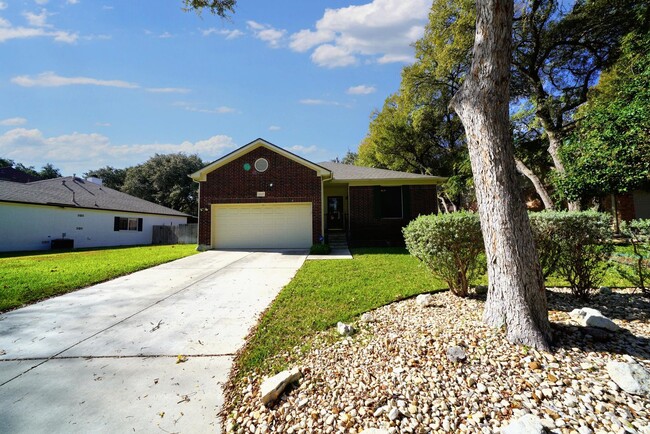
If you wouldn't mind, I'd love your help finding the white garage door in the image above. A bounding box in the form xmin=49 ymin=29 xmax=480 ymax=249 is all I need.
xmin=212 ymin=203 xmax=312 ymax=249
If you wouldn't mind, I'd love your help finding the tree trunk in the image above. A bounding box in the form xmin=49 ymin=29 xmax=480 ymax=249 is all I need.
xmin=450 ymin=0 xmax=551 ymax=350
xmin=545 ymin=127 xmax=580 ymax=211
xmin=514 ymin=158 xmax=554 ymax=210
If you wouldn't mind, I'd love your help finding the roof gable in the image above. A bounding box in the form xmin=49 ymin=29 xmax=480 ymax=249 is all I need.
xmin=190 ymin=138 xmax=331 ymax=182
xmin=0 ymin=177 xmax=188 ymax=217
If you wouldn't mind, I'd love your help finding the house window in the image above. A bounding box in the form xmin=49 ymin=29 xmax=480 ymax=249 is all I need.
xmin=114 ymin=217 xmax=143 ymax=232
xmin=379 ymin=187 xmax=403 ymax=218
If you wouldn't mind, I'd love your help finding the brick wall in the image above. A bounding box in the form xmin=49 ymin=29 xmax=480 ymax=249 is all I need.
xmin=349 ymin=184 xmax=438 ymax=247
xmin=198 ymin=146 xmax=322 ymax=246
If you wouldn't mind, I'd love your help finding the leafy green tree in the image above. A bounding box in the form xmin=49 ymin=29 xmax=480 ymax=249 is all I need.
xmin=340 ymin=151 xmax=358 ymax=165
xmin=358 ymin=0 xmax=471 ymax=204
xmin=121 ymin=153 xmax=205 ymax=215
xmin=557 ymin=30 xmax=650 ymax=201
xmin=510 ymin=0 xmax=648 ymax=209
xmin=0 ymin=158 xmax=14 ymax=168
xmin=183 ymin=0 xmax=236 ymax=16
xmin=84 ymin=166 xmax=128 ymax=191
xmin=38 ymin=163 xmax=61 ymax=179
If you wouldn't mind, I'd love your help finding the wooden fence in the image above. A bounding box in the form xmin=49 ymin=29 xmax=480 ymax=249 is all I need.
xmin=152 ymin=224 xmax=197 ymax=245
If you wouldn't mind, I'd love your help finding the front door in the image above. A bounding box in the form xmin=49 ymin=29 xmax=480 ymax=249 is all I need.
xmin=327 ymin=196 xmax=344 ymax=230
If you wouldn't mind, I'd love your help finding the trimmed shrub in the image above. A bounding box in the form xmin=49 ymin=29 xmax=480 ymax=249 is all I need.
xmin=310 ymin=243 xmax=331 ymax=255
xmin=403 ymin=212 xmax=484 ymax=297
xmin=529 ymin=212 xmax=564 ymax=279
xmin=530 ymin=211 xmax=613 ymax=299
xmin=615 ymin=219 xmax=650 ymax=294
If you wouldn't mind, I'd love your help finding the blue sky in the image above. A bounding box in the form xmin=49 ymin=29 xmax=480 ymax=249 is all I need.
xmin=0 ymin=0 xmax=430 ymax=176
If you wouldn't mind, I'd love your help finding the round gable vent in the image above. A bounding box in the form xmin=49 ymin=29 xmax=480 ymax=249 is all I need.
xmin=254 ymin=158 xmax=269 ymax=173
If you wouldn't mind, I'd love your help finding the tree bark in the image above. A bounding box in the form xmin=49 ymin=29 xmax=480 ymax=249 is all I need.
xmin=514 ymin=158 xmax=554 ymax=210
xmin=450 ymin=0 xmax=551 ymax=350
xmin=539 ymin=119 xmax=581 ymax=211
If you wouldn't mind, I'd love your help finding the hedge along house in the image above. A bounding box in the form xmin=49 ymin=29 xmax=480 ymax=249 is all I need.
xmin=190 ymin=138 xmax=445 ymax=250
xmin=0 ymin=176 xmax=189 ymax=252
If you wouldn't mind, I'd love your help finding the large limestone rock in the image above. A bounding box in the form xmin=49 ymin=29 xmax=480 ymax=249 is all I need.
xmin=569 ymin=307 xmax=620 ymax=332
xmin=260 ymin=367 xmax=301 ymax=405
xmin=416 ymin=293 xmax=436 ymax=307
xmin=446 ymin=346 xmax=467 ymax=362
xmin=606 ymin=361 xmax=650 ymax=396
xmin=337 ymin=322 xmax=355 ymax=336
xmin=502 ymin=414 xmax=545 ymax=434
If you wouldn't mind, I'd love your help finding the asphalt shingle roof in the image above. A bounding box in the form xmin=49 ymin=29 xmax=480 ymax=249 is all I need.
xmin=0 ymin=177 xmax=188 ymax=217
xmin=318 ymin=161 xmax=445 ymax=182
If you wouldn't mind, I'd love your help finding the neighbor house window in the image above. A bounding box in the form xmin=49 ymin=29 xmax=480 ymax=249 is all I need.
xmin=378 ymin=186 xmax=403 ymax=218
xmin=114 ymin=217 xmax=143 ymax=232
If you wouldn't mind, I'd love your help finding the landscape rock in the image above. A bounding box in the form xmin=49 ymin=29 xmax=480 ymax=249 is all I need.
xmin=606 ymin=361 xmax=650 ymax=396
xmin=360 ymin=312 xmax=375 ymax=323
xmin=502 ymin=414 xmax=545 ymax=434
xmin=569 ymin=307 xmax=620 ymax=331
xmin=446 ymin=345 xmax=466 ymax=362
xmin=360 ymin=429 xmax=389 ymax=434
xmin=599 ymin=286 xmax=612 ymax=295
xmin=225 ymin=287 xmax=650 ymax=434
xmin=260 ymin=367 xmax=301 ymax=405
xmin=415 ymin=293 xmax=436 ymax=307
xmin=337 ymin=322 xmax=355 ymax=336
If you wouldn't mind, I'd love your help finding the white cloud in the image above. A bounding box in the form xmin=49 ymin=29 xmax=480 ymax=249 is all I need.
xmin=34 ymin=0 xmax=48 ymax=4
xmin=102 ymin=5 xmax=113 ymax=10
xmin=0 ymin=14 xmax=78 ymax=43
xmin=0 ymin=128 xmax=236 ymax=173
xmin=268 ymin=125 xmax=281 ymax=131
xmin=311 ymin=44 xmax=356 ymax=68
xmin=23 ymin=9 xmax=50 ymax=27
xmin=246 ymin=20 xmax=286 ymax=48
xmin=174 ymin=101 xmax=236 ymax=114
xmin=11 ymin=72 xmax=139 ymax=88
xmin=347 ymin=84 xmax=376 ymax=95
xmin=95 ymin=122 xmax=111 ymax=127
xmin=289 ymin=0 xmax=428 ymax=68
xmin=0 ymin=2 xmax=8 ymax=10
xmin=0 ymin=117 xmax=27 ymax=126
xmin=67 ymin=0 xmax=80 ymax=4
xmin=146 ymin=87 xmax=190 ymax=94
xmin=158 ymin=31 xmax=173 ymax=39
xmin=201 ymin=28 xmax=244 ymax=39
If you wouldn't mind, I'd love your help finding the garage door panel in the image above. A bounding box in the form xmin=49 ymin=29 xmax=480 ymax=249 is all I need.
xmin=212 ymin=203 xmax=312 ymax=249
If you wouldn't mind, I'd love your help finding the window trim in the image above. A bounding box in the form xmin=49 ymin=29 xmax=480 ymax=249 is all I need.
xmin=114 ymin=216 xmax=143 ymax=232
xmin=377 ymin=186 xmax=403 ymax=219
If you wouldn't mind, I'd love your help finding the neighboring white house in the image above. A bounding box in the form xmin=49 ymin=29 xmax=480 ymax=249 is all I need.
xmin=0 ymin=176 xmax=189 ymax=252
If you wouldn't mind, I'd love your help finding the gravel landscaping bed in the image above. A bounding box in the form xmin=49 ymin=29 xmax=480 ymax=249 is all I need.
xmin=225 ymin=288 xmax=650 ymax=434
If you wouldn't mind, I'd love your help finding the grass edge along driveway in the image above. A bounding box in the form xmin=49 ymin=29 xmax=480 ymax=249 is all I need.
xmin=233 ymin=247 xmax=446 ymax=378
xmin=0 ymin=244 xmax=199 ymax=312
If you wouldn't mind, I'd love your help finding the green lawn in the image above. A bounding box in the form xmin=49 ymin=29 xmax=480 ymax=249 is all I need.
xmin=235 ymin=247 xmax=446 ymax=377
xmin=0 ymin=245 xmax=199 ymax=312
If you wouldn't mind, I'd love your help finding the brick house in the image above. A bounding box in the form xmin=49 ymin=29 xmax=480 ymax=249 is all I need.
xmin=190 ymin=138 xmax=444 ymax=250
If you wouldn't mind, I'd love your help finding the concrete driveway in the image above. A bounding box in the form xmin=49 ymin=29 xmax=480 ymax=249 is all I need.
xmin=0 ymin=249 xmax=307 ymax=433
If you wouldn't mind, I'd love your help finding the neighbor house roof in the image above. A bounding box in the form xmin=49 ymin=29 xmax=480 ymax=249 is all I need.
xmin=319 ymin=162 xmax=446 ymax=185
xmin=0 ymin=177 xmax=188 ymax=217
xmin=190 ymin=138 xmax=331 ymax=182
xmin=0 ymin=167 xmax=42 ymax=183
